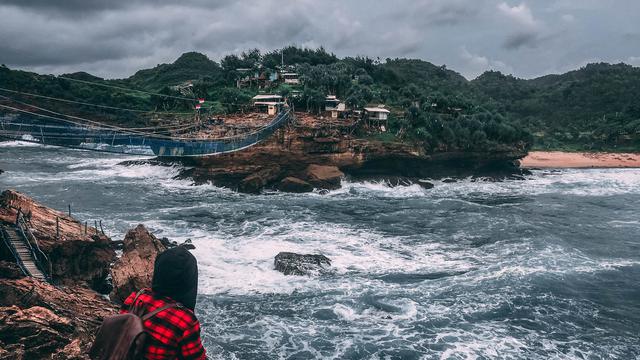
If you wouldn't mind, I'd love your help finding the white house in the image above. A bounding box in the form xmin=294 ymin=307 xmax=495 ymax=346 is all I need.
xmin=363 ymin=106 xmax=390 ymax=121
xmin=252 ymin=94 xmax=284 ymax=115
xmin=324 ymin=95 xmax=348 ymax=118
xmin=280 ymin=72 xmax=300 ymax=85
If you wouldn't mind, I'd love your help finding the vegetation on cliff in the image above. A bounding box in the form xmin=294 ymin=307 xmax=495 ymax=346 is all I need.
xmin=2 ymin=46 xmax=639 ymax=151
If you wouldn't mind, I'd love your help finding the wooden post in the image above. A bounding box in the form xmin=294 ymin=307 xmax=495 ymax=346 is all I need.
xmin=94 ymin=220 xmax=98 ymax=235
xmin=16 ymin=208 xmax=21 ymax=225
xmin=99 ymin=220 xmax=105 ymax=235
xmin=68 ymin=204 xmax=71 ymax=217
xmin=56 ymin=217 xmax=60 ymax=240
xmin=84 ymin=221 xmax=87 ymax=235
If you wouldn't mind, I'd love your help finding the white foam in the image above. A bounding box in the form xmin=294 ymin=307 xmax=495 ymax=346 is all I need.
xmin=0 ymin=140 xmax=46 ymax=148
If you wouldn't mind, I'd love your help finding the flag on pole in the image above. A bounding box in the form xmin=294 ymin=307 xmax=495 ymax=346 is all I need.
xmin=198 ymin=98 xmax=205 ymax=104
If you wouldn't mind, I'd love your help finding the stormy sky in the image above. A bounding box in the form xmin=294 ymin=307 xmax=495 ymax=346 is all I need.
xmin=1 ymin=0 xmax=639 ymax=80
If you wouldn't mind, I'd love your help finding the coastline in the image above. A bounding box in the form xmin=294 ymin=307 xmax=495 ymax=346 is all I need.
xmin=521 ymin=151 xmax=640 ymax=169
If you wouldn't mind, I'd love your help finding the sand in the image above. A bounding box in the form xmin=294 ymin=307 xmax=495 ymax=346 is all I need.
xmin=521 ymin=151 xmax=640 ymax=168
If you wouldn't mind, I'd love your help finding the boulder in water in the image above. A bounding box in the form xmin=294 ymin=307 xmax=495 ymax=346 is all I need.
xmin=417 ymin=180 xmax=434 ymax=189
xmin=274 ymin=252 xmax=332 ymax=276
xmin=110 ymin=225 xmax=167 ymax=303
xmin=278 ymin=177 xmax=314 ymax=193
xmin=238 ymin=166 xmax=282 ymax=194
xmin=304 ymin=165 xmax=343 ymax=190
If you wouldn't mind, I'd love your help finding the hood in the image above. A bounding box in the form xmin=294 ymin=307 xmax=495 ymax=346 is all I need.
xmin=152 ymin=246 xmax=198 ymax=310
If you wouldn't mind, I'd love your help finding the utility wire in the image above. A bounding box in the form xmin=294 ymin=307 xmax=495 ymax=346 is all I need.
xmin=0 ymin=101 xmax=286 ymax=141
xmin=57 ymin=76 xmax=197 ymax=102
xmin=0 ymin=94 xmax=180 ymax=134
xmin=0 ymin=87 xmax=194 ymax=115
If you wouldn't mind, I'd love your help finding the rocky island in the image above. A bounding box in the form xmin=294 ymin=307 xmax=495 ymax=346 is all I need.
xmin=174 ymin=112 xmax=529 ymax=194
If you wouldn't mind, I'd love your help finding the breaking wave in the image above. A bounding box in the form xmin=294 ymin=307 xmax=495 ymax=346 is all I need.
xmin=1 ymin=145 xmax=639 ymax=358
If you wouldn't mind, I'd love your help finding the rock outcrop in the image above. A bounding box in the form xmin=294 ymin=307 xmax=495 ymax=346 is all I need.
xmin=238 ymin=166 xmax=282 ymax=194
xmin=110 ymin=225 xmax=166 ymax=303
xmin=0 ymin=190 xmax=116 ymax=291
xmin=0 ymin=277 xmax=117 ymax=359
xmin=0 ymin=190 xmax=178 ymax=359
xmin=274 ymin=252 xmax=332 ymax=276
xmin=278 ymin=177 xmax=314 ymax=193
xmin=304 ymin=164 xmax=343 ymax=190
xmin=176 ymin=113 xmax=529 ymax=194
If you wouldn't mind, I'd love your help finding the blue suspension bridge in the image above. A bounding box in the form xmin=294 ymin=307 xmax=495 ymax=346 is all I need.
xmin=0 ymin=81 xmax=293 ymax=157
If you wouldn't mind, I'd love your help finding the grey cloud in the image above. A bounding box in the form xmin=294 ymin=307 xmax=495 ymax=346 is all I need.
xmin=1 ymin=0 xmax=229 ymax=14
xmin=503 ymin=32 xmax=540 ymax=50
xmin=0 ymin=0 xmax=639 ymax=79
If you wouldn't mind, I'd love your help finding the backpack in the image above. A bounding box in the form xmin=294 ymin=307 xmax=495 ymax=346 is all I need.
xmin=89 ymin=290 xmax=176 ymax=360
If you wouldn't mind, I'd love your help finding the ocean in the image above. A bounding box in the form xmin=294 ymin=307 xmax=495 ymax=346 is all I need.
xmin=1 ymin=141 xmax=639 ymax=359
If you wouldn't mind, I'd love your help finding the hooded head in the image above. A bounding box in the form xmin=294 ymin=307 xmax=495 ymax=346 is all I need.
xmin=152 ymin=246 xmax=198 ymax=310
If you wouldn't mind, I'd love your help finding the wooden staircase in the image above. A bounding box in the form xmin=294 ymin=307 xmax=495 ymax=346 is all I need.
xmin=1 ymin=224 xmax=47 ymax=281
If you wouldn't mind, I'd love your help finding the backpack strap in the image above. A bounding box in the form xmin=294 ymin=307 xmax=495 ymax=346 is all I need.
xmin=141 ymin=303 xmax=177 ymax=321
xmin=130 ymin=288 xmax=147 ymax=316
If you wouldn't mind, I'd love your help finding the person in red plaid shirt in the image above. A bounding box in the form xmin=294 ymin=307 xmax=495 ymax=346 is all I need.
xmin=121 ymin=246 xmax=207 ymax=360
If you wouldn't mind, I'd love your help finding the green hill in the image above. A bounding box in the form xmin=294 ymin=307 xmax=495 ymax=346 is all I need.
xmin=471 ymin=63 xmax=640 ymax=150
xmin=1 ymin=48 xmax=639 ymax=151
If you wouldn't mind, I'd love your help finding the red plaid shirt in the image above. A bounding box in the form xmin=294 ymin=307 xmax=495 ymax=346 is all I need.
xmin=121 ymin=290 xmax=206 ymax=360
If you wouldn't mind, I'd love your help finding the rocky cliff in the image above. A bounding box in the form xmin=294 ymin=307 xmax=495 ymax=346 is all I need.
xmin=0 ymin=190 xmax=115 ymax=290
xmin=0 ymin=274 xmax=117 ymax=359
xmin=0 ymin=191 xmax=169 ymax=359
xmin=177 ymin=114 xmax=529 ymax=193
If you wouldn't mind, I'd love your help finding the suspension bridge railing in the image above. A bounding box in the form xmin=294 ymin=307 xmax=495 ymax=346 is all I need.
xmin=0 ymin=108 xmax=292 ymax=157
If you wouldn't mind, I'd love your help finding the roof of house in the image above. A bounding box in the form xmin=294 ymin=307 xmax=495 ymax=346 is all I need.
xmin=254 ymin=101 xmax=282 ymax=106
xmin=252 ymin=94 xmax=283 ymax=100
xmin=364 ymin=107 xmax=390 ymax=113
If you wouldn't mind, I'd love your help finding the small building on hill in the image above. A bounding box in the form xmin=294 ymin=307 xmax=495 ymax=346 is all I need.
xmin=363 ymin=106 xmax=391 ymax=131
xmin=364 ymin=106 xmax=390 ymax=121
xmin=280 ymin=72 xmax=300 ymax=85
xmin=252 ymin=94 xmax=284 ymax=115
xmin=324 ymin=95 xmax=347 ymax=119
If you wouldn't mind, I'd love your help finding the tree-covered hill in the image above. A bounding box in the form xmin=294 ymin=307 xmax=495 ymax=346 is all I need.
xmin=471 ymin=63 xmax=640 ymax=150
xmin=1 ymin=47 xmax=639 ymax=152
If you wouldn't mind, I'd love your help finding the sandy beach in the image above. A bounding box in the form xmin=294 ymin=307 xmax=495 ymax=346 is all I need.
xmin=521 ymin=151 xmax=640 ymax=168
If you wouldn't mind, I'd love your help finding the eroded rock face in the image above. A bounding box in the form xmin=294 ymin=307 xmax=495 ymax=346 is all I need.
xmin=0 ymin=260 xmax=24 ymax=279
xmin=110 ymin=225 xmax=166 ymax=303
xmin=177 ymin=117 xmax=528 ymax=194
xmin=0 ymin=277 xmax=117 ymax=359
xmin=274 ymin=252 xmax=332 ymax=276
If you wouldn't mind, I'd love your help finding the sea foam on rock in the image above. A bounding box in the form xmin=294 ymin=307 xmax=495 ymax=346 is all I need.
xmin=274 ymin=252 xmax=332 ymax=276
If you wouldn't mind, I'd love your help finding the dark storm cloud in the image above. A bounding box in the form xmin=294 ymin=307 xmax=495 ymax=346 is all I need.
xmin=0 ymin=0 xmax=639 ymax=79
xmin=503 ymin=32 xmax=540 ymax=50
xmin=1 ymin=0 xmax=227 ymax=14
